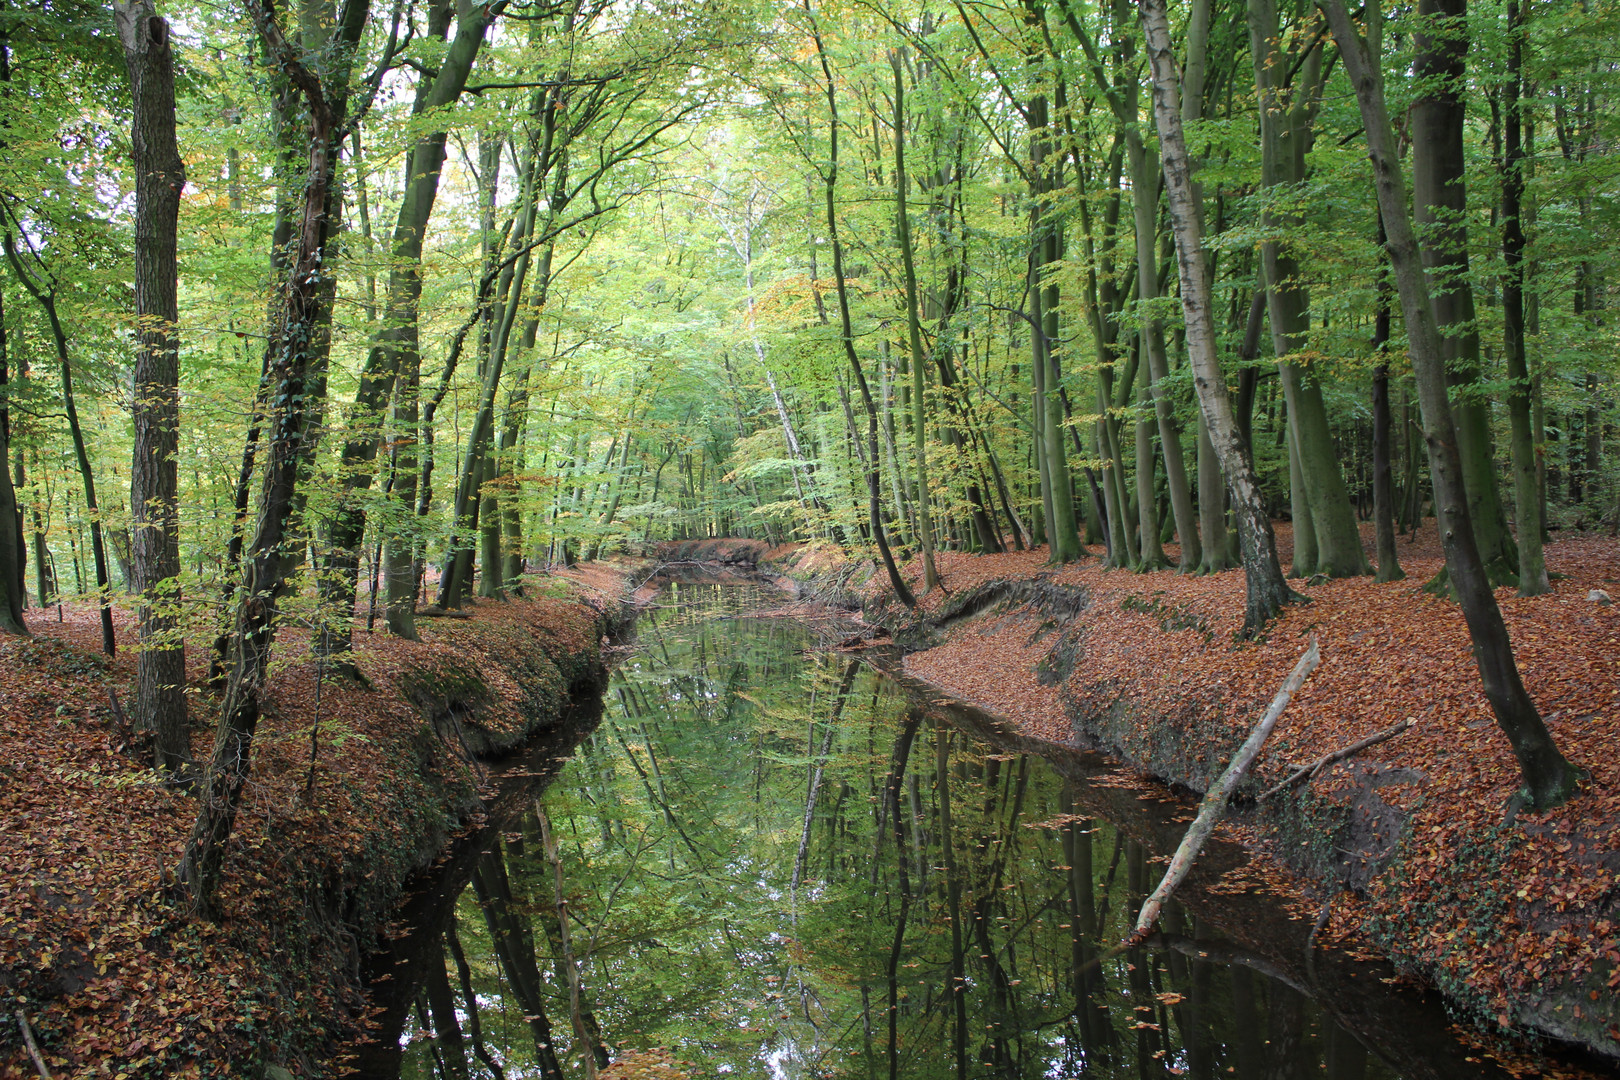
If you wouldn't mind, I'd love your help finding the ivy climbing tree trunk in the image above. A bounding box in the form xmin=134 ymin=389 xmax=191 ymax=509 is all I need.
xmin=116 ymin=0 xmax=189 ymax=773
xmin=176 ymin=0 xmax=367 ymax=918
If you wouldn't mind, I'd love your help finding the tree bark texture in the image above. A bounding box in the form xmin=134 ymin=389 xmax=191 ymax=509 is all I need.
xmin=177 ymin=0 xmax=367 ymax=917
xmin=1138 ymin=0 xmax=1297 ymax=634
xmin=117 ymin=0 xmax=190 ymax=772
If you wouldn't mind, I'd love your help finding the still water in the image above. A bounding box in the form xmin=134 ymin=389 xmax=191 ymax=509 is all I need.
xmin=350 ymin=578 xmax=1530 ymax=1080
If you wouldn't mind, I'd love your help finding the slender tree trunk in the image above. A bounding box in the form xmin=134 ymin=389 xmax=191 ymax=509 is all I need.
xmin=1322 ymin=0 xmax=1580 ymax=808
xmin=176 ymin=0 xmax=364 ymax=916
xmin=117 ymin=0 xmax=189 ymax=770
xmin=1371 ymin=212 xmax=1403 ymax=583
xmin=1138 ymin=0 xmax=1296 ymax=634
xmin=0 ymin=288 xmax=23 ymax=636
xmin=1134 ymin=361 xmax=1168 ymax=569
xmin=1411 ymin=0 xmax=1517 ymax=587
xmin=1500 ymin=0 xmax=1548 ymax=594
xmin=892 ymin=54 xmax=943 ymax=588
xmin=1126 ymin=129 xmax=1199 ymax=570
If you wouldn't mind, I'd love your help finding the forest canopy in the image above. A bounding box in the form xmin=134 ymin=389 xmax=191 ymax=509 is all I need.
xmin=0 ymin=0 xmax=1615 ymax=910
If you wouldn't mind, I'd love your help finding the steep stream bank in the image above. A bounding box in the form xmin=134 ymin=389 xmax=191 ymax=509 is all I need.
xmin=0 ymin=576 xmax=638 ymax=1079
xmin=653 ymin=540 xmax=1619 ymax=1069
xmin=348 ymin=570 xmax=1602 ymax=1079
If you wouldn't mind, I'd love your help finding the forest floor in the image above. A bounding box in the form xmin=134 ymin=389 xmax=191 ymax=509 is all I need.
xmin=885 ymin=521 xmax=1620 ymax=1064
xmin=0 ymin=566 xmax=635 ymax=1079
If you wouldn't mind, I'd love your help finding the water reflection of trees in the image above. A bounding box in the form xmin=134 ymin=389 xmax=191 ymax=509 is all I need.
xmin=392 ymin=586 xmax=1386 ymax=1080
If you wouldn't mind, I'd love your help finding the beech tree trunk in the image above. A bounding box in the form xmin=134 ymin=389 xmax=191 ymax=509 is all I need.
xmin=1137 ymin=0 xmax=1297 ymax=634
xmin=0 ymin=289 xmax=23 ymax=636
xmin=1370 ymin=216 xmax=1404 ymax=583
xmin=1411 ymin=0 xmax=1517 ymax=587
xmin=1322 ymin=0 xmax=1581 ymax=809
xmin=176 ymin=0 xmax=367 ymax=917
xmin=1500 ymin=0 xmax=1549 ymax=595
xmin=1247 ymin=0 xmax=1367 ymax=577
xmin=117 ymin=0 xmax=189 ymax=772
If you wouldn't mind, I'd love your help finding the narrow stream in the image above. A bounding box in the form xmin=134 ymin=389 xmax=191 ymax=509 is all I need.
xmin=350 ymin=577 xmax=1535 ymax=1080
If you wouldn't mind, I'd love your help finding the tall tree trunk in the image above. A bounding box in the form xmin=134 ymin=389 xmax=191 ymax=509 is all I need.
xmin=0 ymin=287 xmax=23 ymax=636
xmin=1134 ymin=359 xmax=1168 ymax=569
xmin=1411 ymin=0 xmax=1517 ymax=588
xmin=176 ymin=0 xmax=365 ymax=917
xmin=1125 ymin=121 xmax=1199 ymax=570
xmin=1138 ymin=0 xmax=1297 ymax=635
xmin=1247 ymin=0 xmax=1367 ymax=576
xmin=117 ymin=0 xmax=189 ymax=771
xmin=892 ymin=53 xmax=944 ymax=587
xmin=1500 ymin=0 xmax=1548 ymax=594
xmin=1 ymin=270 xmax=116 ymax=654
xmin=1322 ymin=0 xmax=1581 ymax=809
xmin=1371 ymin=211 xmax=1403 ymax=582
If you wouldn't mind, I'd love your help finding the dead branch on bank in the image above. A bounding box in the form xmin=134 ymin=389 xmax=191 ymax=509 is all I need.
xmin=1257 ymin=717 xmax=1416 ymax=801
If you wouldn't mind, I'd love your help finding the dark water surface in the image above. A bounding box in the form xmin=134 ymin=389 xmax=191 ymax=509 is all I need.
xmin=350 ymin=579 xmax=1533 ymax=1080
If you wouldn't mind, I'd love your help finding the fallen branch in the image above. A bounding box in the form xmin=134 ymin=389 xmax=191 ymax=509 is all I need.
xmin=415 ymin=606 xmax=472 ymax=620
xmin=1126 ymin=636 xmax=1320 ymax=946
xmin=17 ymin=1010 xmax=53 ymax=1079
xmin=1257 ymin=717 xmax=1415 ymax=801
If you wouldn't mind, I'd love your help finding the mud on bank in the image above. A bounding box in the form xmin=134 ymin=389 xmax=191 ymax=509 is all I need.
xmin=0 ymin=574 xmax=635 ymax=1078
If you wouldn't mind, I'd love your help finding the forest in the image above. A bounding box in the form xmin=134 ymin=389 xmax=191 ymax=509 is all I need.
xmin=0 ymin=0 xmax=1616 ymax=918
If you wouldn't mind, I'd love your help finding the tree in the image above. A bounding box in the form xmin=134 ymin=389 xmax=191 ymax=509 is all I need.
xmin=1137 ymin=0 xmax=1298 ymax=635
xmin=0 ymin=285 xmax=24 ymax=636
xmin=1246 ymin=0 xmax=1366 ymax=579
xmin=1411 ymin=0 xmax=1517 ymax=589
xmin=115 ymin=0 xmax=189 ymax=773
xmin=1320 ymin=0 xmax=1582 ymax=809
xmin=177 ymin=0 xmax=371 ymax=917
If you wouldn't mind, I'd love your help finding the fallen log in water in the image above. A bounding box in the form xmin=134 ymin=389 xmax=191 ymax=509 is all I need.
xmin=1126 ymin=636 xmax=1321 ymax=946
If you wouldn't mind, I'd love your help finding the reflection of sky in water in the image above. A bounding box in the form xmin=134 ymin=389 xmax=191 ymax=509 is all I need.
xmin=379 ymin=580 xmax=1519 ymax=1080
